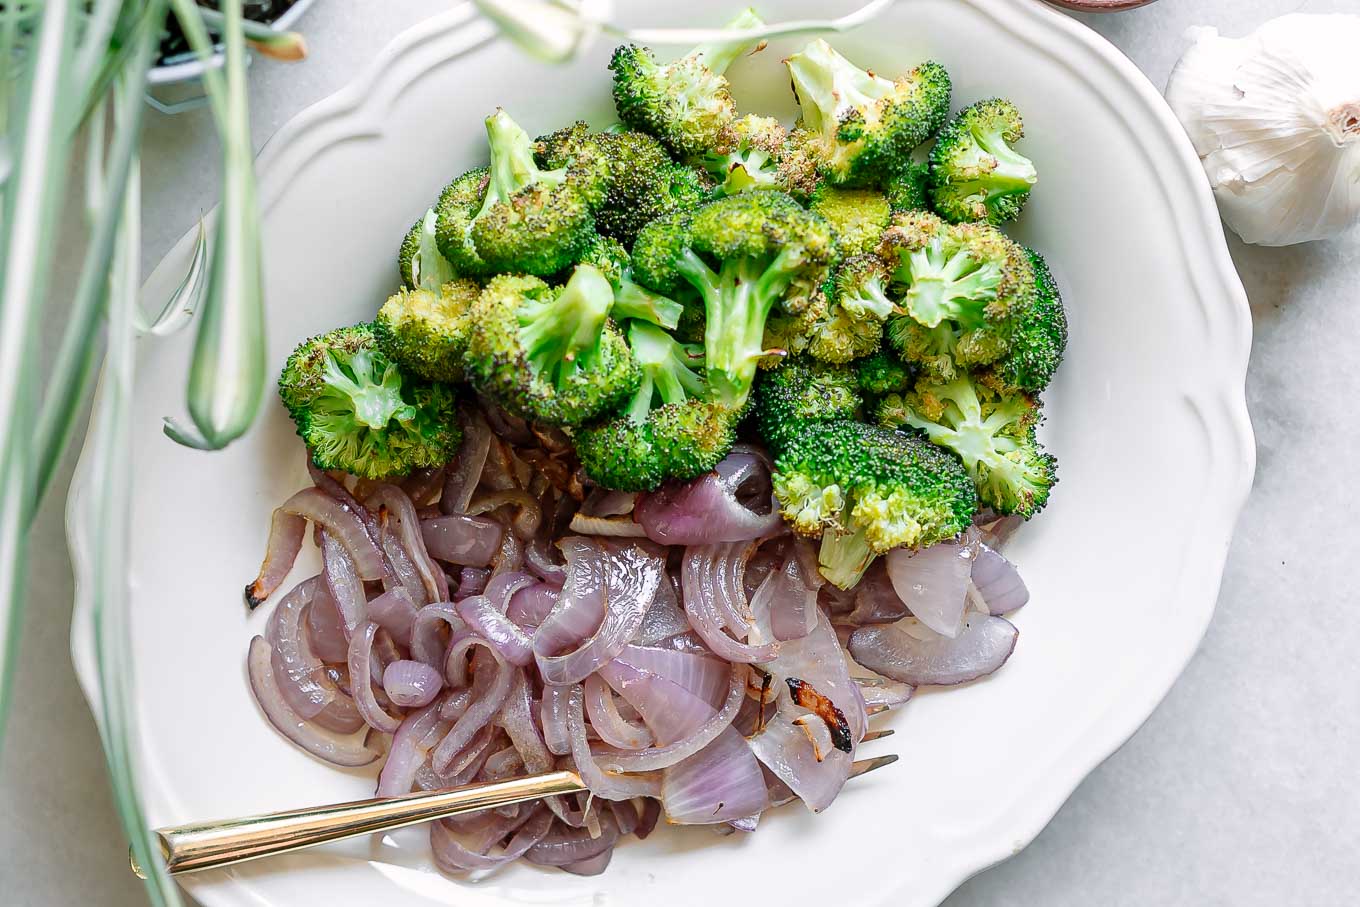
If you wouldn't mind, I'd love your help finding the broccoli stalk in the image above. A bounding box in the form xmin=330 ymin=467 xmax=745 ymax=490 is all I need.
xmin=399 ymin=207 xmax=457 ymax=290
xmin=785 ymin=39 xmax=951 ymax=185
xmin=482 ymin=108 xmax=568 ymax=213
xmin=929 ymin=99 xmax=1037 ymax=225
xmin=574 ymin=322 xmax=737 ymax=491
xmin=519 ymin=265 xmax=613 ymax=385
xmin=278 ymin=324 xmax=460 ymax=479
xmin=631 ymin=192 xmax=836 ymax=409
xmin=877 ymin=377 xmax=1056 ymax=518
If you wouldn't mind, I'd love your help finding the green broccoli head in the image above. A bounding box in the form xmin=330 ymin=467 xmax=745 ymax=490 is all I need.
xmin=701 ymin=114 xmax=820 ymax=200
xmin=278 ymin=323 xmax=461 ymax=480
xmin=574 ymin=232 xmax=687 ymax=331
xmin=609 ymin=8 xmax=764 ymax=158
xmin=631 ymin=192 xmax=836 ymax=408
xmin=436 ymin=110 xmax=595 ymax=276
xmin=856 ymin=347 xmax=913 ymax=397
xmin=880 ymin=210 xmax=1034 ymax=381
xmin=574 ymin=321 xmax=738 ymax=491
xmin=373 ymin=278 xmax=481 ymax=383
xmin=466 ymin=265 xmax=639 ymax=427
xmin=883 ymin=160 xmax=931 ymax=214
xmin=807 ymin=186 xmax=892 ymax=257
xmin=804 ymin=254 xmax=897 ymax=365
xmin=929 ymin=98 xmax=1037 ymax=225
xmin=753 ymin=357 xmax=862 ymax=457
xmin=772 ymin=419 xmax=977 ymax=588
xmin=876 ymin=375 xmax=1056 ymax=519
xmin=536 ymin=124 xmax=712 ymax=245
xmin=785 ymin=39 xmax=951 ymax=186
xmin=983 ymin=248 xmax=1067 ymax=394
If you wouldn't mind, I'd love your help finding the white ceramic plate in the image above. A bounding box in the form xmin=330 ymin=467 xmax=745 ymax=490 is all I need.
xmin=71 ymin=1 xmax=1255 ymax=905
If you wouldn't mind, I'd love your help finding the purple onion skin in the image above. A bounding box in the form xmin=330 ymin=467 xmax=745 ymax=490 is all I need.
xmin=421 ymin=515 xmax=504 ymax=567
xmin=971 ymin=543 xmax=1030 ymax=615
xmin=383 ymin=659 xmax=443 ymax=708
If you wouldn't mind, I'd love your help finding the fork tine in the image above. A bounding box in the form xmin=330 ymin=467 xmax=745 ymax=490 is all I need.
xmin=860 ymin=728 xmax=895 ymax=742
xmin=865 ymin=703 xmax=894 ymax=716
xmin=849 ymin=753 xmax=899 ymax=779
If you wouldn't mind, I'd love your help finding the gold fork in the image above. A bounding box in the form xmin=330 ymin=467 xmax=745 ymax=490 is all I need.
xmin=131 ymin=728 xmax=898 ymax=878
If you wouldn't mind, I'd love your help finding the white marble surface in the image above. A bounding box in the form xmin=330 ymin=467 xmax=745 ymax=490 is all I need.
xmin=3 ymin=1 xmax=1357 ymax=905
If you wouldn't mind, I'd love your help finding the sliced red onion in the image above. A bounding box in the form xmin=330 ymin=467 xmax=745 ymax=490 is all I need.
xmin=281 ymin=487 xmax=386 ymax=581
xmin=469 ymin=489 xmax=542 ymax=540
xmin=376 ymin=698 xmax=452 ymax=796
xmin=432 ymin=805 xmax=552 ymax=874
xmin=456 ymin=567 xmax=491 ymax=599
xmin=609 ymin=799 xmax=640 ymax=837
xmin=593 ymin=664 xmax=745 ymax=772
xmin=457 ymin=594 xmax=534 ymax=666
xmin=421 ymin=515 xmax=504 ymax=567
xmin=383 ymin=659 xmax=443 ymax=708
xmin=975 ymin=510 xmax=1024 ymax=549
xmin=751 ymin=549 xmax=819 ymax=643
xmin=506 ymin=582 xmax=559 ymax=630
xmin=681 ymin=546 xmax=777 ymax=663
xmin=562 ymin=683 xmax=662 ymax=800
xmin=611 ymin=644 xmax=728 ymax=708
xmin=366 ymin=587 xmax=419 ymax=647
xmin=265 ymin=578 xmax=363 ymax=733
xmin=497 ymin=670 xmax=553 ymax=774
xmin=635 ymin=450 xmax=781 ymax=545
xmin=540 ymin=683 xmax=573 ymax=757
xmin=534 ymin=540 xmax=663 ymax=685
xmin=568 ymin=512 xmax=648 ymax=538
xmin=490 ymin=525 xmax=525 ymax=578
xmin=524 ymin=537 xmax=569 ymax=584
xmin=368 ymin=483 xmax=449 ymax=603
xmin=321 ymin=531 xmax=366 ymax=636
xmin=559 ymin=851 xmax=615 ymax=876
xmin=410 ymin=602 xmax=464 ymax=667
xmin=305 ymin=581 xmax=350 ymax=664
xmin=633 ymin=575 xmax=690 ymax=645
xmin=524 ymin=810 xmax=620 ymax=867
xmin=246 ymin=636 xmax=380 ymax=767
xmin=886 ymin=541 xmax=973 ymax=639
xmin=246 ymin=509 xmax=306 ymax=608
xmin=442 ymin=411 xmax=493 ymax=515
xmin=347 ymin=621 xmax=403 ymax=734
xmin=401 ymin=466 xmax=446 ymax=506
xmin=854 ymin=676 xmax=915 ymax=709
xmin=597 ymin=660 xmax=717 ymax=747
xmin=584 ymin=673 xmax=654 ymax=750
xmin=848 ymin=615 xmax=1018 ymax=686
xmin=971 ymin=543 xmax=1030 ymax=615
xmin=433 ymin=642 xmax=513 ymax=772
xmin=661 ymin=726 xmax=768 ymax=824
xmin=580 ymin=489 xmax=638 ymax=517
xmin=844 ymin=560 xmax=910 ymax=625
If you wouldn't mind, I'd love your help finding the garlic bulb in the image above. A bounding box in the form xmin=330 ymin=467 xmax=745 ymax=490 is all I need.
xmin=1165 ymin=14 xmax=1360 ymax=246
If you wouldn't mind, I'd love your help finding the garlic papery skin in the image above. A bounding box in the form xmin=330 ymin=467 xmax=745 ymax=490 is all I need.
xmin=1165 ymin=14 xmax=1360 ymax=247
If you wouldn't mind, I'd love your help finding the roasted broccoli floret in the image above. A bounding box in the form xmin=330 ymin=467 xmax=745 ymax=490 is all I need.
xmin=465 ymin=264 xmax=638 ymax=427
xmin=880 ymin=211 xmax=1034 ymax=381
xmin=883 ymin=160 xmax=931 ymax=213
xmin=772 ymin=419 xmax=977 ymax=588
xmin=610 ymin=8 xmax=765 ymax=157
xmin=574 ymin=321 xmax=739 ymax=491
xmin=807 ymin=185 xmax=892 ymax=256
xmin=982 ymin=248 xmax=1067 ymax=394
xmin=929 ymin=99 xmax=1037 ymax=225
xmin=435 ymin=109 xmax=594 ymax=276
xmin=398 ymin=207 xmax=458 ymax=290
xmin=753 ymin=357 xmax=861 ymax=457
xmin=785 ymin=39 xmax=951 ymax=186
xmin=876 ymin=376 xmax=1056 ymax=519
xmin=630 ymin=191 xmax=836 ymax=408
xmin=536 ymin=123 xmax=711 ymax=245
xmin=574 ymin=233 xmax=686 ymax=331
xmin=373 ymin=278 xmax=480 ymax=383
xmin=806 ymin=254 xmax=896 ymax=364
xmin=857 ymin=348 xmax=913 ymax=397
xmin=700 ymin=114 xmax=819 ymax=199
xmin=278 ymin=324 xmax=461 ymax=480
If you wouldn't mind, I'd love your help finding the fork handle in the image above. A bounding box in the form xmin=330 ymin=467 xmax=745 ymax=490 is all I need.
xmin=132 ymin=769 xmax=586 ymax=877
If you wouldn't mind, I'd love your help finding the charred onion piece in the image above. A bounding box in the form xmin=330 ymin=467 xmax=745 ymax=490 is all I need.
xmin=785 ymin=677 xmax=853 ymax=754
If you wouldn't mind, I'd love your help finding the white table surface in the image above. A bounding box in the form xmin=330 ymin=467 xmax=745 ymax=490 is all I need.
xmin=4 ymin=1 xmax=1358 ymax=905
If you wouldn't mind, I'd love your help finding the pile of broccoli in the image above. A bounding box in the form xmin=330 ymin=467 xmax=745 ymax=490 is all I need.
xmin=277 ymin=8 xmax=1067 ymax=588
